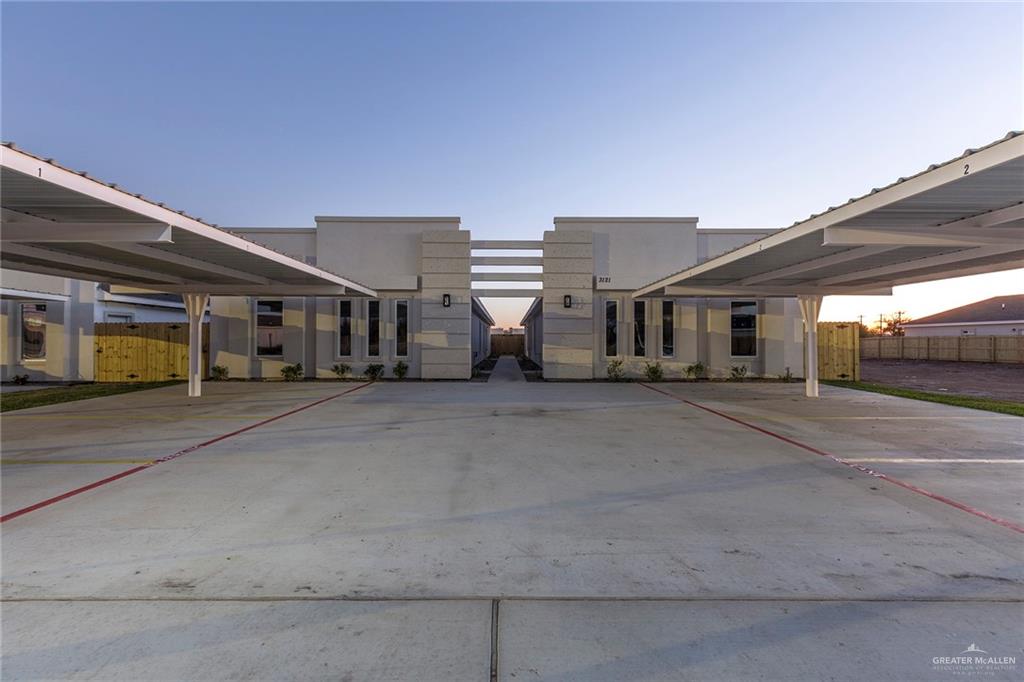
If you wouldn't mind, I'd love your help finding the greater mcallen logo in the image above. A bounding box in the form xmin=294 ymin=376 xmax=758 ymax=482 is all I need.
xmin=932 ymin=643 xmax=1017 ymax=676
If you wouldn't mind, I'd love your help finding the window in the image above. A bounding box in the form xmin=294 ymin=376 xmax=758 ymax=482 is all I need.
xmin=21 ymin=304 xmax=46 ymax=360
xmin=256 ymin=300 xmax=283 ymax=356
xmin=395 ymin=300 xmax=409 ymax=357
xmin=367 ymin=300 xmax=381 ymax=357
xmin=633 ymin=300 xmax=646 ymax=357
xmin=605 ymin=300 xmax=618 ymax=357
xmin=338 ymin=300 xmax=352 ymax=357
xmin=730 ymin=301 xmax=757 ymax=357
xmin=106 ymin=313 xmax=133 ymax=324
xmin=661 ymin=300 xmax=674 ymax=357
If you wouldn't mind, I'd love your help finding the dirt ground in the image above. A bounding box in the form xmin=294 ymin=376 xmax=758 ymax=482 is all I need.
xmin=860 ymin=358 xmax=1024 ymax=402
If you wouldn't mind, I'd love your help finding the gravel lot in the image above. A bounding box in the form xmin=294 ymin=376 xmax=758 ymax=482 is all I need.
xmin=859 ymin=359 xmax=1024 ymax=402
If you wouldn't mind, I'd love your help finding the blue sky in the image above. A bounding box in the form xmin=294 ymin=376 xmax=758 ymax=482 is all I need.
xmin=3 ymin=1 xmax=1022 ymax=326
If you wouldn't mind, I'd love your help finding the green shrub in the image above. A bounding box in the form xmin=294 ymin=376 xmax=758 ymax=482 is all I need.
xmin=684 ymin=362 xmax=705 ymax=380
xmin=393 ymin=360 xmax=409 ymax=380
xmin=331 ymin=362 xmax=350 ymax=379
xmin=280 ymin=363 xmax=304 ymax=381
xmin=729 ymin=365 xmax=748 ymax=381
xmin=12 ymin=374 xmax=29 ymax=386
xmin=606 ymin=359 xmax=625 ymax=382
xmin=643 ymin=361 xmax=664 ymax=382
xmin=364 ymin=363 xmax=385 ymax=381
xmin=781 ymin=367 xmax=794 ymax=383
xmin=210 ymin=365 xmax=229 ymax=381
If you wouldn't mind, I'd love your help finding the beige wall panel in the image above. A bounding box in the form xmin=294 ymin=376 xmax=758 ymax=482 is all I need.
xmin=542 ymin=273 xmax=593 ymax=289
xmin=543 ymin=258 xmax=594 ymax=274
xmin=422 ymin=242 xmax=471 ymax=258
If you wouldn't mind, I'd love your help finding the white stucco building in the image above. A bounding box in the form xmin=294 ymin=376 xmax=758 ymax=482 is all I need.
xmin=520 ymin=218 xmax=803 ymax=379
xmin=1 ymin=215 xmax=800 ymax=382
xmin=203 ymin=216 xmax=801 ymax=381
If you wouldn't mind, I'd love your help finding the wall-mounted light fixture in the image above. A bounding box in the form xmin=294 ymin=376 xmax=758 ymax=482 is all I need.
xmin=563 ymin=295 xmax=572 ymax=309
xmin=442 ymin=293 xmax=451 ymax=307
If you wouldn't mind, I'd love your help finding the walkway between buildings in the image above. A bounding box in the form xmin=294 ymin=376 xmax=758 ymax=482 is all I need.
xmin=489 ymin=355 xmax=526 ymax=383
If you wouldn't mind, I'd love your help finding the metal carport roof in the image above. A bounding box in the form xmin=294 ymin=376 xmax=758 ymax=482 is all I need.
xmin=1 ymin=143 xmax=378 ymax=397
xmin=0 ymin=144 xmax=376 ymax=297
xmin=634 ymin=131 xmax=1023 ymax=299
xmin=632 ymin=132 xmax=1024 ymax=398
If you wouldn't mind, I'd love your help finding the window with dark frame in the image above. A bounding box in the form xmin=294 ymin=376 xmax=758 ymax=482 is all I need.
xmin=662 ymin=300 xmax=674 ymax=357
xmin=730 ymin=301 xmax=757 ymax=357
xmin=20 ymin=303 xmax=46 ymax=360
xmin=633 ymin=300 xmax=646 ymax=357
xmin=338 ymin=300 xmax=352 ymax=357
xmin=256 ymin=300 xmax=284 ymax=356
xmin=605 ymin=300 xmax=618 ymax=357
xmin=395 ymin=300 xmax=409 ymax=357
xmin=367 ymin=300 xmax=381 ymax=357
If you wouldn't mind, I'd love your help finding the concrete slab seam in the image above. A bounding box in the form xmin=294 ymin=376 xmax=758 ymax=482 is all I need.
xmin=638 ymin=383 xmax=1024 ymax=535
xmin=0 ymin=383 xmax=373 ymax=524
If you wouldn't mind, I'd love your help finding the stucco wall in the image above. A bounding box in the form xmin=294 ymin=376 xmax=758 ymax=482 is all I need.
xmin=420 ymin=230 xmax=472 ymax=379
xmin=555 ymin=218 xmax=698 ymax=292
xmin=316 ymin=218 xmax=459 ymax=291
xmin=542 ymin=230 xmax=594 ymax=379
xmin=227 ymin=228 xmax=317 ymax=264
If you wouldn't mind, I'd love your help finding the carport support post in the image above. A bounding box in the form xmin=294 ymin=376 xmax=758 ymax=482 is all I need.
xmin=182 ymin=293 xmax=209 ymax=397
xmin=797 ymin=295 xmax=823 ymax=398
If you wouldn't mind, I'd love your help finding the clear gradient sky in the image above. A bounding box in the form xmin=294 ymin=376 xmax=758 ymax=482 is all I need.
xmin=3 ymin=1 xmax=1021 ymax=327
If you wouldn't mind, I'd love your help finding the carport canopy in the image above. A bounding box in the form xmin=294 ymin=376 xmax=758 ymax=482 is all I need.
xmin=1 ymin=143 xmax=377 ymax=397
xmin=634 ymin=131 xmax=1024 ymax=398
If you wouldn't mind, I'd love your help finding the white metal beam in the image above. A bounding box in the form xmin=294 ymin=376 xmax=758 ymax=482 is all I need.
xmin=814 ymin=245 xmax=1017 ymax=286
xmin=1 ymin=209 xmax=173 ymax=243
xmin=1 ymin=259 xmax=123 ymax=282
xmin=884 ymin=259 xmax=1024 ymax=287
xmin=2 ymin=243 xmax=186 ymax=283
xmin=940 ymin=202 xmax=1024 ymax=229
xmin=840 ymin=202 xmax=1024 ymax=231
xmin=98 ymin=243 xmax=272 ymax=284
xmin=738 ymin=246 xmax=901 ymax=285
xmin=823 ymin=226 xmax=1024 ymax=247
xmin=109 ymin=284 xmax=350 ymax=295
xmin=657 ymin=285 xmax=893 ymax=297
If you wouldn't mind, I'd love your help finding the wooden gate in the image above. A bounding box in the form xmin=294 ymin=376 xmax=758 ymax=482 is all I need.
xmin=817 ymin=322 xmax=859 ymax=381
xmin=95 ymin=322 xmax=208 ymax=382
xmin=490 ymin=333 xmax=525 ymax=356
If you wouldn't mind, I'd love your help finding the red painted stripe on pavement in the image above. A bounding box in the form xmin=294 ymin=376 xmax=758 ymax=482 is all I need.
xmin=640 ymin=383 xmax=1024 ymax=535
xmin=1 ymin=382 xmax=372 ymax=523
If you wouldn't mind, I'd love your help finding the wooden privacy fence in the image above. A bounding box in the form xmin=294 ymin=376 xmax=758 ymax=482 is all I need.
xmin=817 ymin=322 xmax=860 ymax=381
xmin=490 ymin=333 xmax=525 ymax=356
xmin=860 ymin=335 xmax=1024 ymax=364
xmin=95 ymin=322 xmax=209 ymax=382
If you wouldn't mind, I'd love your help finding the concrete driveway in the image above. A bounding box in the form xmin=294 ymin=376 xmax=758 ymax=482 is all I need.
xmin=2 ymin=380 xmax=1021 ymax=680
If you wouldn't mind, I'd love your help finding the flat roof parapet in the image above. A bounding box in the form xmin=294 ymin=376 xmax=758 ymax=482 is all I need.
xmin=314 ymin=216 xmax=461 ymax=223
xmin=554 ymin=216 xmax=699 ymax=224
